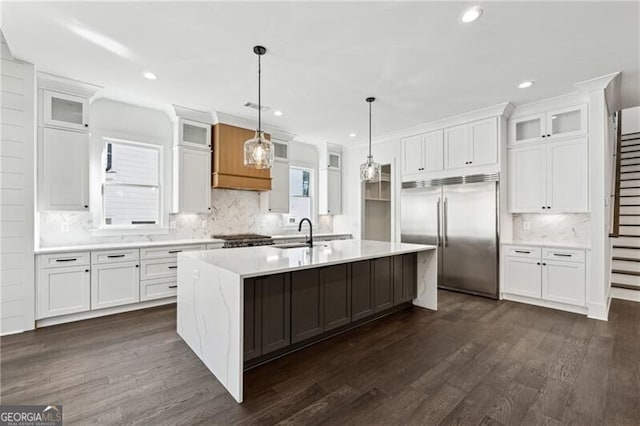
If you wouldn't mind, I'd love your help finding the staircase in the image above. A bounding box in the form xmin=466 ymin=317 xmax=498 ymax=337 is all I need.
xmin=611 ymin=131 xmax=640 ymax=296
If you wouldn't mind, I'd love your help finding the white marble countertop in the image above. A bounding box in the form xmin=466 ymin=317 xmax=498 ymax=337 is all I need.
xmin=270 ymin=233 xmax=352 ymax=240
xmin=501 ymin=240 xmax=591 ymax=250
xmin=35 ymin=238 xmax=225 ymax=254
xmin=182 ymin=239 xmax=436 ymax=278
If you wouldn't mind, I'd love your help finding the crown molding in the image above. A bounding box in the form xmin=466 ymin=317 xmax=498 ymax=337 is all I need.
xmin=36 ymin=71 xmax=102 ymax=98
xmin=173 ymin=104 xmax=217 ymax=125
xmin=575 ymin=72 xmax=620 ymax=93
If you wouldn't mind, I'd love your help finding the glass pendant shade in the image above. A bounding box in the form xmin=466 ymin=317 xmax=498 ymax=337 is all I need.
xmin=360 ymin=155 xmax=381 ymax=183
xmin=244 ymin=131 xmax=274 ymax=169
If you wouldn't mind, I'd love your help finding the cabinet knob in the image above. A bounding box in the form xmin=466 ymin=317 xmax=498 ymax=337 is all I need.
xmin=85 ymin=269 xmax=89 ymax=272
xmin=135 ymin=264 xmax=139 ymax=268
xmin=84 ymin=205 xmax=88 ymax=208
xmin=547 ymin=206 xmax=551 ymax=209
xmin=542 ymin=135 xmax=546 ymax=138
xmin=536 ymin=262 xmax=540 ymax=266
xmin=542 ymin=263 xmax=547 ymax=266
xmin=208 ymin=207 xmax=211 ymax=210
xmin=542 ymin=206 xmax=546 ymax=209
xmin=469 ymin=161 xmax=473 ymax=164
xmin=547 ymin=134 xmax=551 ymax=137
xmin=84 ymin=124 xmax=88 ymax=128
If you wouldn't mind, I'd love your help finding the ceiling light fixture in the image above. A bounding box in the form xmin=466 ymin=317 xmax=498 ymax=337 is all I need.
xmin=244 ymin=45 xmax=274 ymax=169
xmin=518 ymin=80 xmax=535 ymax=89
xmin=349 ymin=133 xmax=357 ymax=138
xmin=459 ymin=6 xmax=483 ymax=23
xmin=273 ymin=110 xmax=283 ymax=116
xmin=143 ymin=71 xmax=157 ymax=80
xmin=360 ymin=97 xmax=381 ymax=183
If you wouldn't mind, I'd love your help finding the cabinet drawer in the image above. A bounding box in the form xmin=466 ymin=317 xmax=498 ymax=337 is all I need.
xmin=91 ymin=249 xmax=139 ymax=264
xmin=542 ymin=248 xmax=585 ymax=263
xmin=39 ymin=252 xmax=90 ymax=268
xmin=140 ymin=258 xmax=178 ymax=280
xmin=140 ymin=278 xmax=177 ymax=301
xmin=504 ymin=246 xmax=541 ymax=259
xmin=140 ymin=244 xmax=206 ymax=260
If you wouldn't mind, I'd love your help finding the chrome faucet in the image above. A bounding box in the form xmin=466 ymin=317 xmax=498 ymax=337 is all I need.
xmin=298 ymin=218 xmax=313 ymax=247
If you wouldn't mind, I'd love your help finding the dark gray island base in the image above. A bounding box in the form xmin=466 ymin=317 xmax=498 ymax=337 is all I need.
xmin=243 ymin=253 xmax=417 ymax=368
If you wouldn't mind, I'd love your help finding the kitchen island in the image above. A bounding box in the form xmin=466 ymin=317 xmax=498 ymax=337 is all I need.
xmin=176 ymin=239 xmax=437 ymax=402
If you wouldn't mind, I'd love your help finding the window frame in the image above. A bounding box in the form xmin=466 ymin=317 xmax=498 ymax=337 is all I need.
xmin=98 ymin=137 xmax=165 ymax=232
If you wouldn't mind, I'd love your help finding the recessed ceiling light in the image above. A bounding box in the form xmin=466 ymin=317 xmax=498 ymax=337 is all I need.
xmin=518 ymin=80 xmax=534 ymax=89
xmin=273 ymin=110 xmax=283 ymax=116
xmin=459 ymin=6 xmax=483 ymax=23
xmin=349 ymin=133 xmax=357 ymax=138
xmin=143 ymin=71 xmax=157 ymax=80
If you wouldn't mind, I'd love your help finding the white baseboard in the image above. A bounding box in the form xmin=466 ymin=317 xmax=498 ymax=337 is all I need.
xmin=611 ymin=287 xmax=640 ymax=302
xmin=502 ymin=293 xmax=588 ymax=315
xmin=36 ymin=297 xmax=176 ymax=328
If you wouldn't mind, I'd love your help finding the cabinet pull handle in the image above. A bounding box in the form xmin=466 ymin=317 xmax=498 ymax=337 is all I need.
xmin=56 ymin=258 xmax=77 ymax=262
xmin=168 ymin=285 xmax=178 ymax=289
xmin=107 ymin=254 xmax=126 ymax=258
xmin=168 ymin=266 xmax=178 ymax=269
xmin=515 ymin=250 xmax=530 ymax=254
xmin=168 ymin=250 xmax=182 ymax=254
xmin=553 ymin=253 xmax=572 ymax=257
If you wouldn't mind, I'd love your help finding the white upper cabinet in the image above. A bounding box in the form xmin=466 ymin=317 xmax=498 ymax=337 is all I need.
xmin=178 ymin=119 xmax=211 ymax=150
xmin=327 ymin=151 xmax=341 ymax=170
xmin=43 ymin=90 xmax=89 ymax=131
xmin=508 ymin=137 xmax=588 ymax=213
xmin=319 ymin=169 xmax=341 ymax=215
xmin=509 ymin=104 xmax=587 ymax=146
xmin=261 ymin=160 xmax=290 ymax=214
xmin=39 ymin=127 xmax=89 ymax=211
xmin=273 ymin=141 xmax=289 ymax=161
xmin=444 ymin=118 xmax=497 ymax=170
xmin=547 ymin=104 xmax=588 ymax=140
xmin=402 ymin=130 xmax=444 ymax=174
xmin=508 ymin=144 xmax=546 ymax=213
xmin=444 ymin=125 xmax=469 ymax=169
xmin=469 ymin=118 xmax=498 ymax=167
xmin=172 ymin=147 xmax=211 ymax=213
xmin=545 ymin=137 xmax=588 ymax=213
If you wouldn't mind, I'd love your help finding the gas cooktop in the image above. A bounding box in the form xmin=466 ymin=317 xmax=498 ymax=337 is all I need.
xmin=213 ymin=233 xmax=274 ymax=248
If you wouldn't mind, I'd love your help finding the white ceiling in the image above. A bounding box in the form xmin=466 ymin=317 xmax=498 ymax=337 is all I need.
xmin=2 ymin=1 xmax=639 ymax=145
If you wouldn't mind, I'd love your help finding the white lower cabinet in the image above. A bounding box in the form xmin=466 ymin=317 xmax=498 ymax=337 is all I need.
xmin=503 ymin=256 xmax=541 ymax=299
xmin=91 ymin=261 xmax=140 ymax=309
xmin=542 ymin=260 xmax=586 ymax=307
xmin=502 ymin=245 xmax=586 ymax=312
xmin=36 ymin=242 xmax=221 ymax=321
xmin=37 ymin=265 xmax=91 ymax=319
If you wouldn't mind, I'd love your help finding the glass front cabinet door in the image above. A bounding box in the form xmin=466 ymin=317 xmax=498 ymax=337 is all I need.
xmin=43 ymin=90 xmax=89 ymax=131
xmin=547 ymin=105 xmax=588 ymax=140
xmin=509 ymin=113 xmax=545 ymax=146
xmin=178 ymin=119 xmax=212 ymax=150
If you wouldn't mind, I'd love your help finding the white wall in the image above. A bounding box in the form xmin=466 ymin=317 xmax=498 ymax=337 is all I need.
xmin=621 ymin=106 xmax=640 ymax=134
xmin=0 ymin=35 xmax=36 ymax=334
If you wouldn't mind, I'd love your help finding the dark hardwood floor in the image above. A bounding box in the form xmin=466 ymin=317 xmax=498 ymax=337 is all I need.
xmin=1 ymin=290 xmax=638 ymax=425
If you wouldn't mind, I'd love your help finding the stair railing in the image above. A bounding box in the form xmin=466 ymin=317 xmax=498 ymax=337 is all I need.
xmin=610 ymin=112 xmax=623 ymax=237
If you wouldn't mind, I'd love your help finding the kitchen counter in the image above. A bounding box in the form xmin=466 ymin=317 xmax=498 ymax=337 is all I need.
xmin=34 ymin=238 xmax=225 ymax=254
xmin=501 ymin=240 xmax=591 ymax=250
xmin=183 ymin=239 xmax=431 ymax=278
xmin=177 ymin=239 xmax=438 ymax=403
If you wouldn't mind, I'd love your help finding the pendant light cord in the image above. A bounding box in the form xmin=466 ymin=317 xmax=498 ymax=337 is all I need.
xmin=368 ymin=100 xmax=372 ymax=158
xmin=258 ymin=53 xmax=262 ymax=136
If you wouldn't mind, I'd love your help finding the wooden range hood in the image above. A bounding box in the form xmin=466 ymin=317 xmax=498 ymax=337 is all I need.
xmin=211 ymin=123 xmax=272 ymax=191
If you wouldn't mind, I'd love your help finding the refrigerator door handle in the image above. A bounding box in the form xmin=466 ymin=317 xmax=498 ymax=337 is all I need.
xmin=436 ymin=198 xmax=441 ymax=246
xmin=443 ymin=197 xmax=449 ymax=247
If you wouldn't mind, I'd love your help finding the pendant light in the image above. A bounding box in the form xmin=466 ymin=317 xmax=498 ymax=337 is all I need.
xmin=244 ymin=45 xmax=274 ymax=169
xmin=360 ymin=97 xmax=381 ymax=182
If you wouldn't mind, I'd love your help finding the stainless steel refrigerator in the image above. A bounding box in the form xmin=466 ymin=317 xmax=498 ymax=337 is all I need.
xmin=401 ymin=173 xmax=499 ymax=299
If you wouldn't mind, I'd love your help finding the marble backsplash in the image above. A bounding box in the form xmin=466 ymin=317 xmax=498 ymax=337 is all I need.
xmin=38 ymin=189 xmax=333 ymax=248
xmin=511 ymin=213 xmax=591 ymax=245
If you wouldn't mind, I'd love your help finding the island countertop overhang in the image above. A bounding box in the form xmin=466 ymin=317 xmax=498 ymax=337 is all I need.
xmin=179 ymin=239 xmax=437 ymax=279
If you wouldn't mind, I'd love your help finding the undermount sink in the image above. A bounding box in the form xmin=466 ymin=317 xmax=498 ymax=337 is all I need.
xmin=272 ymin=243 xmax=327 ymax=249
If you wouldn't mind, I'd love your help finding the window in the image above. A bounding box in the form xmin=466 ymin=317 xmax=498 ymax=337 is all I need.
xmin=284 ymin=166 xmax=313 ymax=225
xmin=101 ymin=138 xmax=162 ymax=228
